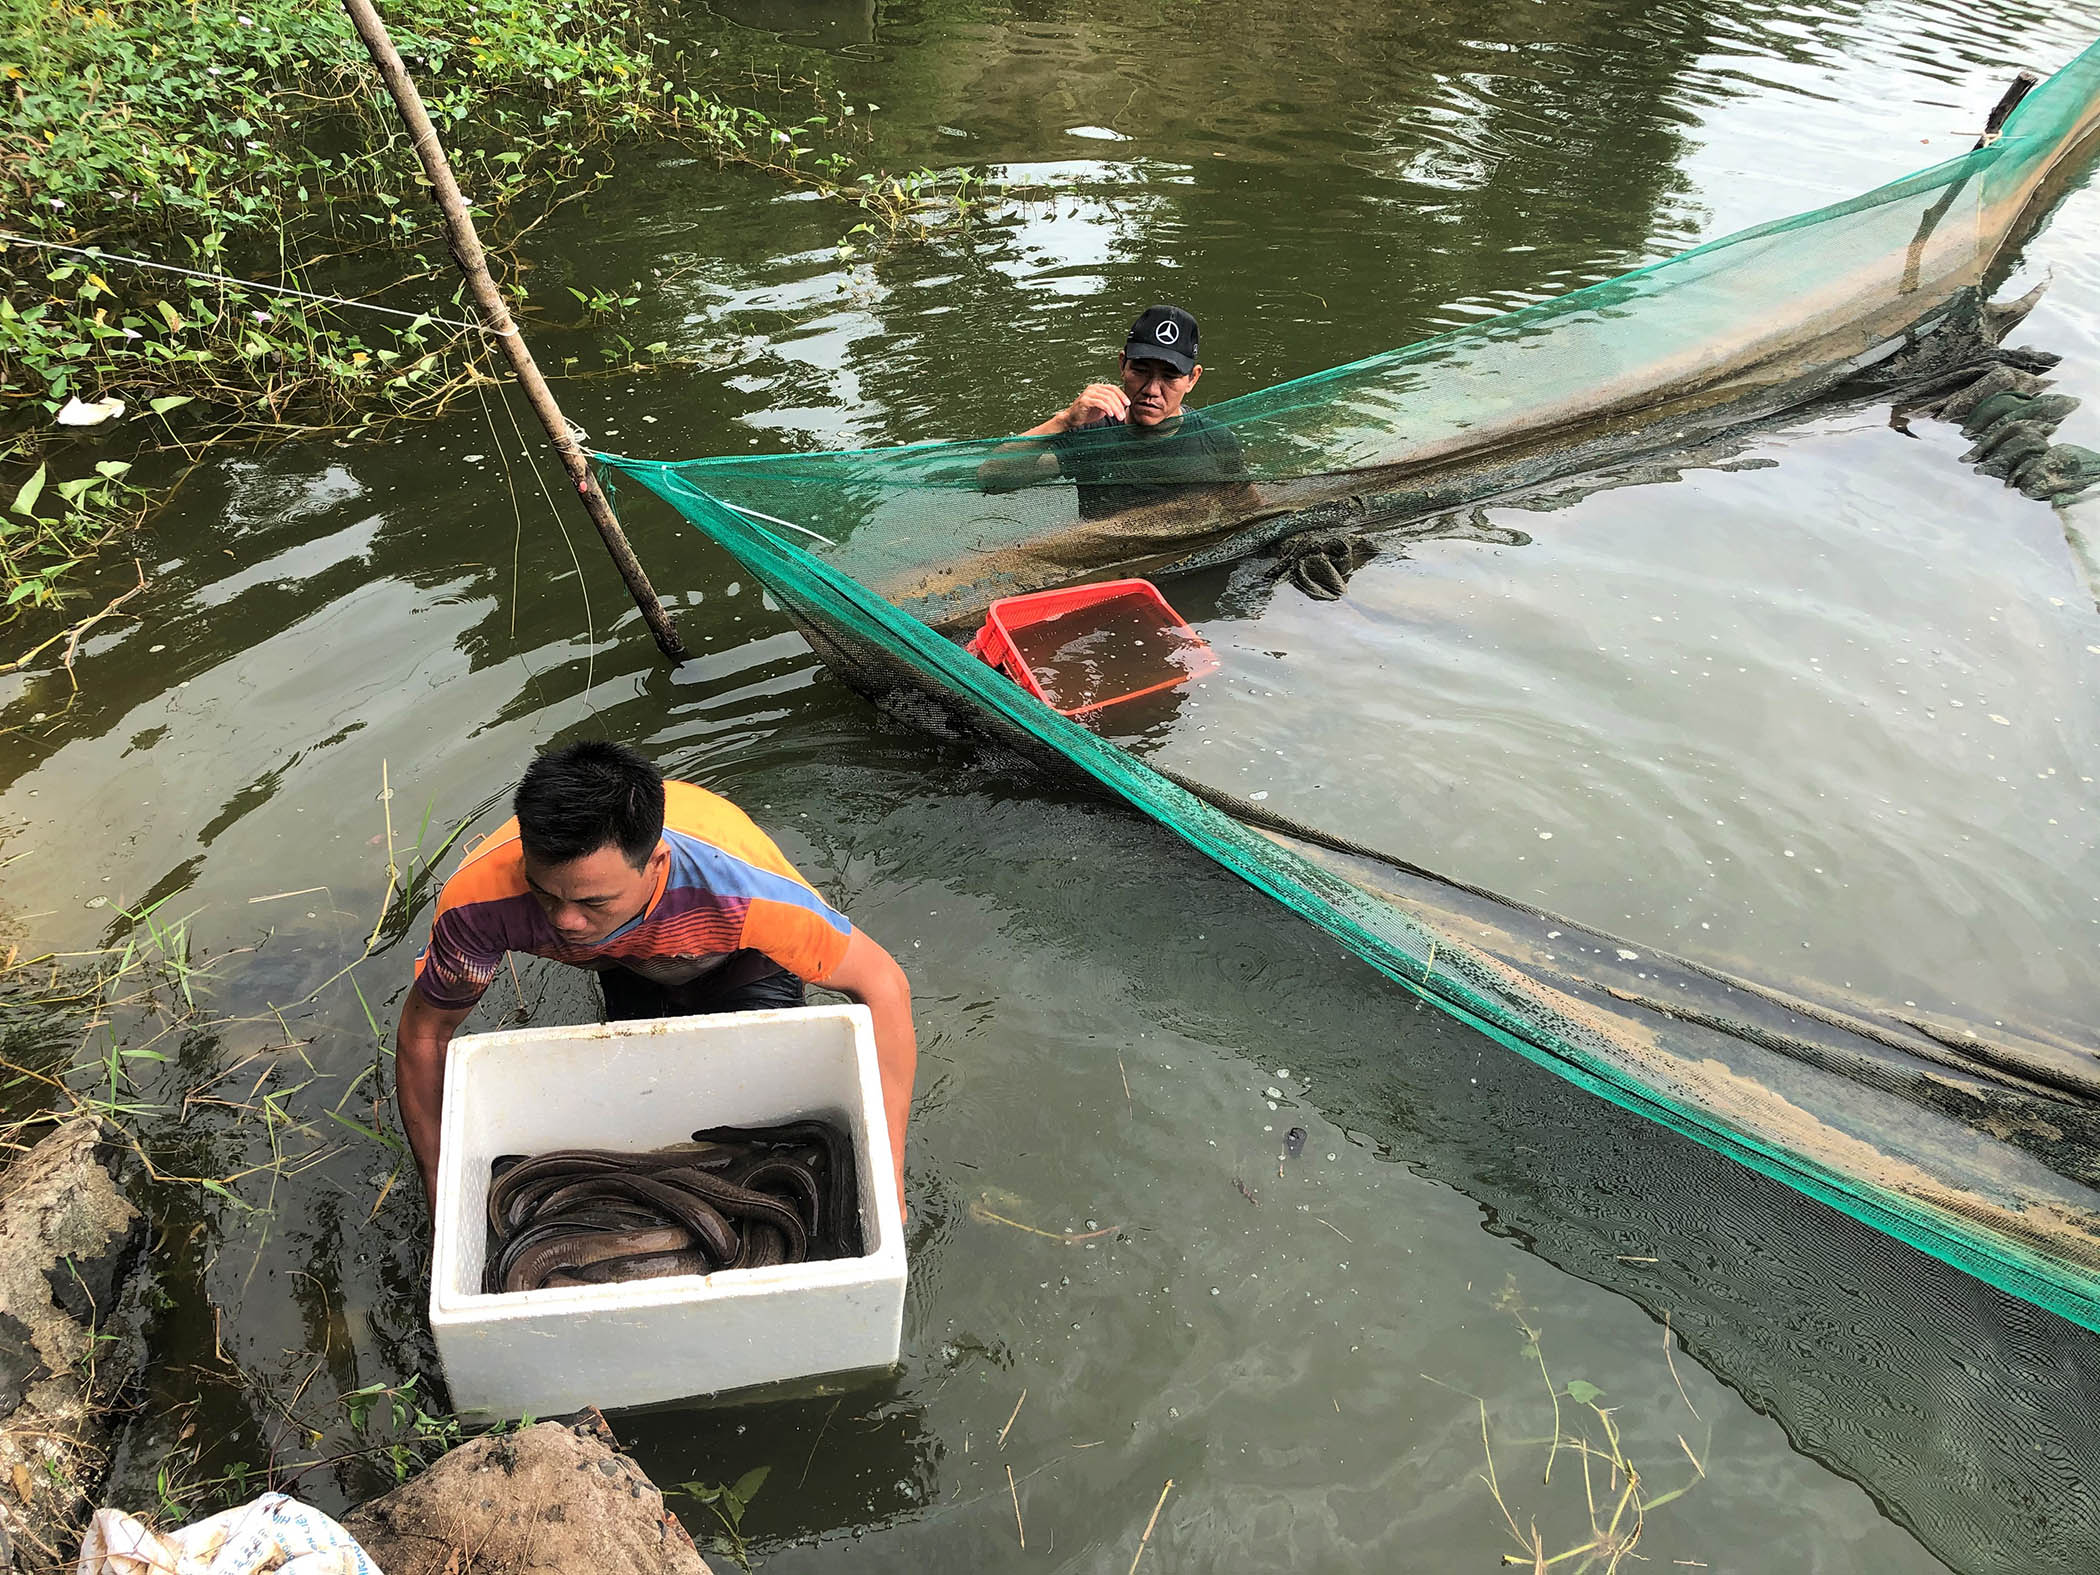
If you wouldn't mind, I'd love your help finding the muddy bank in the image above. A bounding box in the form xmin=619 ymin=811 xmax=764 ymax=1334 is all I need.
xmin=0 ymin=1118 xmax=144 ymax=1572
xmin=0 ymin=1115 xmax=708 ymax=1574
xmin=343 ymin=1412 xmax=713 ymax=1575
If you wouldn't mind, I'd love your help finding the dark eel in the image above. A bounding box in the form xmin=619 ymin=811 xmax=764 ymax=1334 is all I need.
xmin=482 ymin=1122 xmax=862 ymax=1294
xmin=694 ymin=1122 xmax=864 ymax=1259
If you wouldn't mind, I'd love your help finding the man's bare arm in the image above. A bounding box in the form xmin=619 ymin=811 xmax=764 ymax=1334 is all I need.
xmin=1025 ymin=381 xmax=1128 ymax=435
xmin=397 ymin=988 xmax=474 ymax=1209
xmin=814 ymin=928 xmax=917 ymax=1217
xmin=977 ymin=381 xmax=1131 ymax=491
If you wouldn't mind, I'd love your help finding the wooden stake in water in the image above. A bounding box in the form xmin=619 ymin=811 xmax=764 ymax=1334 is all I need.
xmin=338 ymin=0 xmax=687 ymax=663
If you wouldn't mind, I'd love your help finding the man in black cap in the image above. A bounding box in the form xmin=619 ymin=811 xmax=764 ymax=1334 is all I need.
xmin=981 ymin=304 xmax=1246 ymax=518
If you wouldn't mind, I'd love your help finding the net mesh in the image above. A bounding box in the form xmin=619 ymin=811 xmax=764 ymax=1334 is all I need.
xmin=600 ymin=42 xmax=2100 ymax=1330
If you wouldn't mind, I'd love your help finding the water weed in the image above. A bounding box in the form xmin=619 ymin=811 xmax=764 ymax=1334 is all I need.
xmin=675 ymin=1465 xmax=771 ymax=1569
xmin=341 ymin=1376 xmax=464 ymax=1481
xmin=1 ymin=0 xmax=643 ymax=420
xmin=0 ymin=0 xmax=997 ymax=619
xmin=0 ymin=454 xmax=144 ymax=614
xmin=0 ymin=760 xmax=474 ymax=1204
xmin=1423 ymin=1280 xmax=1711 ymax=1573
xmin=0 ymin=771 xmax=505 ymax=1535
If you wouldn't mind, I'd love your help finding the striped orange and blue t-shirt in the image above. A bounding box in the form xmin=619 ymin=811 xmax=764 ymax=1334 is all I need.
xmin=412 ymin=780 xmax=853 ymax=1011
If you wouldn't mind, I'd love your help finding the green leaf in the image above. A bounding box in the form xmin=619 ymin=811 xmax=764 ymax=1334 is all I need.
xmin=730 ymin=1465 xmax=770 ymax=1507
xmin=7 ymin=581 xmax=42 ymax=606
xmin=324 ymin=1108 xmax=406 ymax=1153
xmin=11 ymin=463 xmax=47 ymax=517
xmin=149 ymin=395 xmax=194 ymax=415
xmin=94 ymin=460 xmax=132 ymax=480
xmin=1565 ymin=1379 xmax=1605 ymax=1406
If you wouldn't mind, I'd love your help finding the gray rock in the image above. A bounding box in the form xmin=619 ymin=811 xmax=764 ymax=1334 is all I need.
xmin=2013 ymin=443 xmax=2100 ymax=502
xmin=341 ymin=1415 xmax=713 ymax=1575
xmin=1979 ymin=392 xmax=2081 ymax=444
xmin=1934 ymin=362 xmax=2050 ymax=425
xmin=1977 ymin=428 xmax=2054 ymax=479
xmin=0 ymin=1117 xmax=142 ymax=1571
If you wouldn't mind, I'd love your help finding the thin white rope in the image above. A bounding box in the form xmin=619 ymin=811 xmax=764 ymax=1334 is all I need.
xmin=493 ymin=375 xmax=598 ymax=706
xmin=719 ymin=499 xmax=838 ymax=547
xmin=471 ymin=371 xmax=528 ymax=643
xmin=0 ymin=234 xmax=508 ymax=335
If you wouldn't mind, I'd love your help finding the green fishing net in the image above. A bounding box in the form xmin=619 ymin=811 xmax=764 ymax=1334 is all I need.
xmin=601 ymin=41 xmax=2100 ymax=1330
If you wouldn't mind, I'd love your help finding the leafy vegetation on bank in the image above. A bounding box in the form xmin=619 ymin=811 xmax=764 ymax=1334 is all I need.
xmin=2 ymin=0 xmax=669 ymax=422
xmin=0 ymin=0 xmax=993 ymax=621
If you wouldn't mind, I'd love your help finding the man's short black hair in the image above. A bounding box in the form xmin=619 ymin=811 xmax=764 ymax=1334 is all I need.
xmin=515 ymin=741 xmax=665 ymax=869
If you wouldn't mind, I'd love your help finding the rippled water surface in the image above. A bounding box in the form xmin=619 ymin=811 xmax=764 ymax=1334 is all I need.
xmin=6 ymin=0 xmax=2100 ymax=1570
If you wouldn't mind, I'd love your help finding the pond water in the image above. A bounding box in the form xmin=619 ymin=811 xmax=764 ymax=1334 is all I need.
xmin=4 ymin=0 xmax=2100 ymax=1570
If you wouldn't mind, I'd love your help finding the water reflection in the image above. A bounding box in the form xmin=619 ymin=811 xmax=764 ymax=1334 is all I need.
xmin=709 ymin=0 xmax=879 ymax=52
xmin=617 ymin=1378 xmax=939 ymax=1545
xmin=923 ymin=779 xmax=2100 ymax=1573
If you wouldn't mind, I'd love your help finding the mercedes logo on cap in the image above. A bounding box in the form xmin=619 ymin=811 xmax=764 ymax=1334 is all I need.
xmin=1154 ymin=321 xmax=1181 ymax=344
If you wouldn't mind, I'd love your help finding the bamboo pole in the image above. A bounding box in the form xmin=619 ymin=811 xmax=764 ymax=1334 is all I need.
xmin=339 ymin=0 xmax=687 ymax=662
xmin=1974 ymin=70 xmax=2040 ymax=150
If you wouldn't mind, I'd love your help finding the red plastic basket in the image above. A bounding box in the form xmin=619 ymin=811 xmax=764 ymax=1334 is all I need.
xmin=966 ymin=578 xmax=1219 ymax=718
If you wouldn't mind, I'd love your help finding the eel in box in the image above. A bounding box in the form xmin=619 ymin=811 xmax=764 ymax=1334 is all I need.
xmin=484 ymin=1121 xmax=861 ymax=1294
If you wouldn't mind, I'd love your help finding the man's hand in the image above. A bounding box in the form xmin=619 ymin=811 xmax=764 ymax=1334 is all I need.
xmin=1050 ymin=381 xmax=1128 ymax=433
xmin=979 ymin=380 xmax=1133 ymax=491
xmin=396 ymin=988 xmax=474 ymax=1211
xmin=815 ymin=928 xmax=916 ymax=1220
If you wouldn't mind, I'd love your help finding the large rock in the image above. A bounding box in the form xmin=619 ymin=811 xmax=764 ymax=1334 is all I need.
xmin=0 ymin=1117 xmax=143 ymax=1572
xmin=341 ymin=1415 xmax=712 ymax=1574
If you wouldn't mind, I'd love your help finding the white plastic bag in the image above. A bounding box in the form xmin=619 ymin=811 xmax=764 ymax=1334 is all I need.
xmin=54 ymin=396 xmax=126 ymax=428
xmin=76 ymin=1491 xmax=383 ymax=1575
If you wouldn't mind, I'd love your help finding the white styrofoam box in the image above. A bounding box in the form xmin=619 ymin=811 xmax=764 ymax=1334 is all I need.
xmin=429 ymin=1003 xmax=905 ymax=1421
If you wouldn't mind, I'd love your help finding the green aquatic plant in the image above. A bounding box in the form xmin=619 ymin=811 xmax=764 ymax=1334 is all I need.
xmin=1424 ymin=1281 xmax=1710 ymax=1574
xmin=0 ymin=0 xmax=999 ymax=618
xmin=842 ymin=163 xmax=1000 ymax=247
xmin=0 ymin=453 xmax=144 ymax=615
xmin=0 ymin=890 xmax=310 ymax=1207
xmin=0 ymin=0 xmax=647 ymax=427
xmin=675 ymin=1464 xmax=771 ymax=1570
xmin=0 ymin=890 xmax=212 ymax=1073
xmin=0 ymin=776 xmax=516 ymax=1539
xmin=342 ymin=1375 xmax=464 ymax=1481
xmin=136 ymin=1381 xmax=520 ymax=1526
xmin=0 ymin=758 xmax=468 ymax=1200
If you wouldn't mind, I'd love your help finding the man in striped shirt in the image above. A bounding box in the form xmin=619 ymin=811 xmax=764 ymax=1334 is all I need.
xmin=396 ymin=740 xmax=916 ymax=1214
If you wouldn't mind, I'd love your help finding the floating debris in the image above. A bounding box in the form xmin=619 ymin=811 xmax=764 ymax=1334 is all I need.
xmin=56 ymin=395 xmax=126 ymax=427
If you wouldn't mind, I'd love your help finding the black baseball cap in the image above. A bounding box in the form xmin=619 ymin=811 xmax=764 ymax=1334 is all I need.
xmin=1122 ymin=304 xmax=1199 ymax=376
